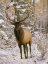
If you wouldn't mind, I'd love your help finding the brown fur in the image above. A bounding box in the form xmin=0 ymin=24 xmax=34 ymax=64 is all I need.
xmin=11 ymin=22 xmax=32 ymax=59
xmin=14 ymin=26 xmax=32 ymax=45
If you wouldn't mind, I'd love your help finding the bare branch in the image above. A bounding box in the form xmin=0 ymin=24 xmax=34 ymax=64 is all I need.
xmin=19 ymin=10 xmax=29 ymax=22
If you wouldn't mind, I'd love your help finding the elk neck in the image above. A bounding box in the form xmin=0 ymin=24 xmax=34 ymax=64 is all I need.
xmin=14 ymin=27 xmax=24 ymax=42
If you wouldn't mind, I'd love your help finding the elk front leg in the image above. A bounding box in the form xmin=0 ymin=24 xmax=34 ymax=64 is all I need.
xmin=23 ymin=44 xmax=28 ymax=59
xmin=19 ymin=45 xmax=22 ymax=59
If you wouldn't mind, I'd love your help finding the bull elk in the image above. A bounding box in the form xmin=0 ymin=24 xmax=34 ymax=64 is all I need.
xmin=7 ymin=9 xmax=32 ymax=59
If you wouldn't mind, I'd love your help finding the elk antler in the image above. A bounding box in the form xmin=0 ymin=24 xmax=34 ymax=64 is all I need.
xmin=17 ymin=10 xmax=29 ymax=22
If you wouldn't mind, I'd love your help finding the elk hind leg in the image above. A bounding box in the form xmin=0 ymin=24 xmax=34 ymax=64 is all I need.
xmin=26 ymin=43 xmax=28 ymax=58
xmin=29 ymin=42 xmax=32 ymax=58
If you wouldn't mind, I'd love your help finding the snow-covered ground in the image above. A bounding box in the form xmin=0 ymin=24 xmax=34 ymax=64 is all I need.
xmin=0 ymin=18 xmax=48 ymax=64
xmin=0 ymin=31 xmax=48 ymax=64
xmin=0 ymin=7 xmax=48 ymax=63
xmin=0 ymin=43 xmax=48 ymax=64
xmin=0 ymin=19 xmax=4 ymax=24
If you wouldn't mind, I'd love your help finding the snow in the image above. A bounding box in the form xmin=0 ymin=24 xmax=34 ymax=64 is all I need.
xmin=10 ymin=16 xmax=14 ymax=20
xmin=32 ymin=44 xmax=41 ymax=57
xmin=0 ymin=19 xmax=48 ymax=64
xmin=35 ymin=0 xmax=40 ymax=3
xmin=23 ymin=26 xmax=32 ymax=30
xmin=0 ymin=29 xmax=8 ymax=40
xmin=34 ymin=31 xmax=40 ymax=39
xmin=0 ymin=44 xmax=48 ymax=64
xmin=0 ymin=19 xmax=4 ymax=24
xmin=21 ymin=9 xmax=26 ymax=12
xmin=0 ymin=13 xmax=3 ymax=16
xmin=0 ymin=1 xmax=48 ymax=64
xmin=0 ymin=31 xmax=48 ymax=64
xmin=2 ymin=25 xmax=8 ymax=28
xmin=43 ymin=49 xmax=48 ymax=59
xmin=16 ymin=5 xmax=21 ymax=8
xmin=21 ymin=4 xmax=28 ymax=7
xmin=19 ymin=14 xmax=23 ymax=16
xmin=35 ymin=59 xmax=48 ymax=64
xmin=0 ymin=50 xmax=9 ymax=56
xmin=8 ymin=2 xmax=16 ymax=7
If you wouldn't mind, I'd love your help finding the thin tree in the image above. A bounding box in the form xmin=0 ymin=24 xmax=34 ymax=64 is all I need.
xmin=32 ymin=0 xmax=35 ymax=31
xmin=46 ymin=0 xmax=48 ymax=37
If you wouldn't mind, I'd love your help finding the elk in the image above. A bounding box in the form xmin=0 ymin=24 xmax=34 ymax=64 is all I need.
xmin=11 ymin=22 xmax=32 ymax=59
xmin=7 ymin=9 xmax=32 ymax=59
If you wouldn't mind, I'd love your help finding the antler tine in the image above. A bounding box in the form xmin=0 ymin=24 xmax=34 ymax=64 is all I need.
xmin=20 ymin=10 xmax=29 ymax=22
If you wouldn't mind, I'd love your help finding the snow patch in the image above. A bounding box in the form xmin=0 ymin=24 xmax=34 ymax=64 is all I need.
xmin=22 ymin=9 xmax=26 ymax=12
xmin=0 ymin=50 xmax=8 ymax=56
xmin=35 ymin=59 xmax=48 ymax=64
xmin=43 ymin=49 xmax=48 ymax=59
xmin=34 ymin=31 xmax=41 ymax=39
xmin=32 ymin=44 xmax=41 ymax=57
xmin=0 ymin=13 xmax=3 ymax=16
xmin=35 ymin=0 xmax=40 ymax=3
xmin=16 ymin=5 xmax=21 ymax=8
xmin=19 ymin=14 xmax=23 ymax=16
xmin=10 ymin=16 xmax=14 ymax=20
xmin=8 ymin=2 xmax=15 ymax=7
xmin=0 ymin=29 xmax=8 ymax=40
xmin=2 ymin=25 xmax=7 ymax=28
xmin=0 ymin=19 xmax=4 ymax=24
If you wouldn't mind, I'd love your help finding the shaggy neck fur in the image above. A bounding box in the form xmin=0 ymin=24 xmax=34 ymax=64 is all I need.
xmin=14 ymin=27 xmax=24 ymax=42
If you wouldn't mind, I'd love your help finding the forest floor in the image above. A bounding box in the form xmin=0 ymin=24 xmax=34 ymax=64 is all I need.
xmin=0 ymin=32 xmax=48 ymax=64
